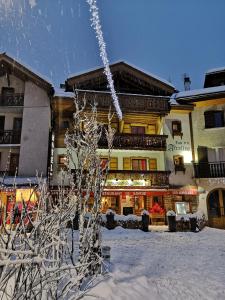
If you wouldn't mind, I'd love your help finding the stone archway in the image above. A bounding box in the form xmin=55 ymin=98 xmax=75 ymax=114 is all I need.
xmin=207 ymin=188 xmax=225 ymax=229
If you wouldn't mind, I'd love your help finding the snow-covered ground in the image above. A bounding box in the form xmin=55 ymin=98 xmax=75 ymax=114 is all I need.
xmin=85 ymin=227 xmax=225 ymax=300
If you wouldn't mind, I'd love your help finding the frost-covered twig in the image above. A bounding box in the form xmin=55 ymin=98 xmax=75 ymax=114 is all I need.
xmin=0 ymin=92 xmax=114 ymax=300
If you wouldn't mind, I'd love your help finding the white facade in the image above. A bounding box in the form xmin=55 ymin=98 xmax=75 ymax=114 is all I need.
xmin=0 ymin=53 xmax=52 ymax=178
xmin=164 ymin=111 xmax=195 ymax=187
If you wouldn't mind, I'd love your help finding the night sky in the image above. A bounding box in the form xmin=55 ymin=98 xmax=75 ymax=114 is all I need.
xmin=0 ymin=0 xmax=225 ymax=91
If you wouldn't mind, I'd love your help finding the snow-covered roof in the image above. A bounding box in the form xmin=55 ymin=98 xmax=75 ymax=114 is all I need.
xmin=0 ymin=52 xmax=53 ymax=86
xmin=54 ymin=88 xmax=75 ymax=98
xmin=206 ymin=66 xmax=225 ymax=75
xmin=174 ymin=85 xmax=225 ymax=99
xmin=169 ymin=94 xmax=180 ymax=105
xmin=68 ymin=60 xmax=175 ymax=89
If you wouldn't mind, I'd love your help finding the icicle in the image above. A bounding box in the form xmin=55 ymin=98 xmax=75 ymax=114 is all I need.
xmin=86 ymin=0 xmax=123 ymax=120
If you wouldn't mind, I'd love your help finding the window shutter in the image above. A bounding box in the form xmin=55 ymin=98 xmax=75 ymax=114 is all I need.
xmin=149 ymin=159 xmax=157 ymax=170
xmin=147 ymin=124 xmax=156 ymax=134
xmin=123 ymin=124 xmax=131 ymax=133
xmin=123 ymin=157 xmax=131 ymax=170
xmin=110 ymin=157 xmax=118 ymax=170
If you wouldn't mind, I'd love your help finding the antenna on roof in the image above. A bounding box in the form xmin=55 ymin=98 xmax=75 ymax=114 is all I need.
xmin=183 ymin=73 xmax=191 ymax=91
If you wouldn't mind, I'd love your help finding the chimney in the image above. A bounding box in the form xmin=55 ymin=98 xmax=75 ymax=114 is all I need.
xmin=183 ymin=73 xmax=191 ymax=91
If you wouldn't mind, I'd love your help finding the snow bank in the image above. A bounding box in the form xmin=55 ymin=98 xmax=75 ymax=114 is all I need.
xmin=176 ymin=210 xmax=205 ymax=221
xmin=88 ymin=227 xmax=225 ymax=300
xmin=102 ymin=213 xmax=141 ymax=222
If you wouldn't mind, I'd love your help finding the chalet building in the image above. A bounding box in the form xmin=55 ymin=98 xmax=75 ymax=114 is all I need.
xmin=173 ymin=67 xmax=225 ymax=228
xmin=0 ymin=53 xmax=53 ymax=219
xmin=51 ymin=62 xmax=199 ymax=224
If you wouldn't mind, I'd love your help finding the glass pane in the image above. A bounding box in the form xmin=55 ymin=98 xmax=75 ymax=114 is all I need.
xmin=175 ymin=202 xmax=187 ymax=214
xmin=214 ymin=111 xmax=223 ymax=127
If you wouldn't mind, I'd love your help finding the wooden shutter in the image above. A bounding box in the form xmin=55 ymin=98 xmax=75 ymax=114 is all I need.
xmin=123 ymin=124 xmax=131 ymax=133
xmin=149 ymin=158 xmax=157 ymax=170
xmin=111 ymin=123 xmax=118 ymax=130
xmin=147 ymin=124 xmax=156 ymax=134
xmin=110 ymin=157 xmax=118 ymax=170
xmin=123 ymin=157 xmax=131 ymax=170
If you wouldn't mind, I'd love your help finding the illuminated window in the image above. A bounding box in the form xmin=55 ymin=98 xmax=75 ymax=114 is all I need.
xmin=101 ymin=157 xmax=118 ymax=170
xmin=58 ymin=155 xmax=67 ymax=170
xmin=175 ymin=202 xmax=190 ymax=214
xmin=172 ymin=120 xmax=183 ymax=138
xmin=173 ymin=155 xmax=185 ymax=173
xmin=132 ymin=159 xmax=147 ymax=171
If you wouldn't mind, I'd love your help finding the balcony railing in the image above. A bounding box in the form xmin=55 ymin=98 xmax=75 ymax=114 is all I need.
xmin=70 ymin=169 xmax=170 ymax=187
xmin=107 ymin=170 xmax=170 ymax=187
xmin=99 ymin=133 xmax=168 ymax=151
xmin=76 ymin=90 xmax=170 ymax=114
xmin=193 ymin=161 xmax=225 ymax=178
xmin=0 ymin=130 xmax=21 ymax=144
xmin=0 ymin=94 xmax=24 ymax=106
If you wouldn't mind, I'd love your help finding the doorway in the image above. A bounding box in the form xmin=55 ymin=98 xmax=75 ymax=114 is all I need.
xmin=207 ymin=189 xmax=225 ymax=228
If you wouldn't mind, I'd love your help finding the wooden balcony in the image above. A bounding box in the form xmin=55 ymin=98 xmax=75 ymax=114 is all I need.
xmin=193 ymin=161 xmax=225 ymax=178
xmin=0 ymin=130 xmax=21 ymax=144
xmin=107 ymin=170 xmax=170 ymax=187
xmin=76 ymin=90 xmax=170 ymax=114
xmin=70 ymin=169 xmax=170 ymax=188
xmin=99 ymin=133 xmax=168 ymax=151
xmin=0 ymin=93 xmax=24 ymax=106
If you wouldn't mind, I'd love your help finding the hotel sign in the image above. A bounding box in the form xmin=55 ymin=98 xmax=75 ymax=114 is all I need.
xmin=167 ymin=140 xmax=191 ymax=152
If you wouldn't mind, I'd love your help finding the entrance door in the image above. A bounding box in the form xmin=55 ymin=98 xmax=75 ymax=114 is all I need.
xmin=207 ymin=189 xmax=225 ymax=228
xmin=9 ymin=153 xmax=19 ymax=175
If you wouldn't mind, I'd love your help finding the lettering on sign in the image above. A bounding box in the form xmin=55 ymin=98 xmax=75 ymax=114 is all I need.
xmin=167 ymin=140 xmax=190 ymax=152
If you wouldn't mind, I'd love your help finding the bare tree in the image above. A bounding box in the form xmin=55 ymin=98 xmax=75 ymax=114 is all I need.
xmin=0 ymin=94 xmax=114 ymax=299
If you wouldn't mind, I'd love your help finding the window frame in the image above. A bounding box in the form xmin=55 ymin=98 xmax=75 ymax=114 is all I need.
xmin=132 ymin=158 xmax=147 ymax=171
xmin=204 ymin=110 xmax=224 ymax=129
xmin=175 ymin=202 xmax=190 ymax=215
xmin=173 ymin=155 xmax=185 ymax=173
xmin=172 ymin=120 xmax=183 ymax=138
xmin=57 ymin=154 xmax=68 ymax=170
